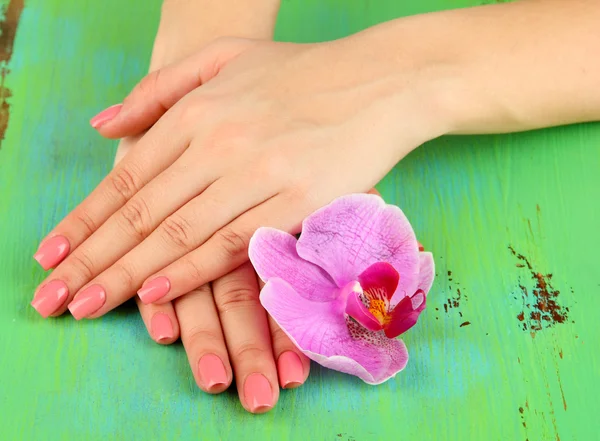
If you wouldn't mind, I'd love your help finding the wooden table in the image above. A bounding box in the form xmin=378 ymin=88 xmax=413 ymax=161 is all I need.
xmin=1 ymin=0 xmax=598 ymax=439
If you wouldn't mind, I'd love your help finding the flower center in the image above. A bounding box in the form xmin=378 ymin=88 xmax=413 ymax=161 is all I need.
xmin=367 ymin=298 xmax=389 ymax=325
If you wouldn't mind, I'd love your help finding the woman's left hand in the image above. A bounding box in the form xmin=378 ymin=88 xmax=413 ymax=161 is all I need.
xmin=32 ymin=34 xmax=448 ymax=319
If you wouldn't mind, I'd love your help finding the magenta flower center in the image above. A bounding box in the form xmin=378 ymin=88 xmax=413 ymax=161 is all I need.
xmin=343 ymin=261 xmax=426 ymax=339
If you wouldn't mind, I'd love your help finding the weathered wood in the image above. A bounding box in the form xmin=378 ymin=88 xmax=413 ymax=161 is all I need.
xmin=1 ymin=1 xmax=598 ymax=439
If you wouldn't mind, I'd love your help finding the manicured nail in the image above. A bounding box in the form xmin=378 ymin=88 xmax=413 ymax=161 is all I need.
xmin=243 ymin=373 xmax=273 ymax=413
xmin=150 ymin=313 xmax=175 ymax=343
xmin=90 ymin=104 xmax=122 ymax=129
xmin=31 ymin=280 xmax=69 ymax=318
xmin=68 ymin=285 xmax=106 ymax=320
xmin=198 ymin=354 xmax=228 ymax=391
xmin=34 ymin=235 xmax=70 ymax=270
xmin=138 ymin=277 xmax=171 ymax=304
xmin=277 ymin=351 xmax=305 ymax=389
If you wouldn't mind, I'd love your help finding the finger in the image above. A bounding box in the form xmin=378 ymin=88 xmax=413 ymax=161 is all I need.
xmin=268 ymin=316 xmax=310 ymax=389
xmin=34 ymin=113 xmax=206 ymax=318
xmin=135 ymin=297 xmax=180 ymax=345
xmin=258 ymin=278 xmax=310 ymax=389
xmin=33 ymin=113 xmax=189 ymax=274
xmin=174 ymin=284 xmax=232 ymax=394
xmin=51 ymin=158 xmax=216 ymax=318
xmin=140 ymin=194 xmax=304 ymax=305
xmin=66 ymin=172 xmax=276 ymax=319
xmin=212 ymin=262 xmax=279 ymax=413
xmin=92 ymin=37 xmax=256 ymax=139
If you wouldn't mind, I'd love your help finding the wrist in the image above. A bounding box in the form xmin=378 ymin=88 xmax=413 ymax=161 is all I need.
xmin=335 ymin=18 xmax=461 ymax=154
xmin=151 ymin=0 xmax=280 ymax=69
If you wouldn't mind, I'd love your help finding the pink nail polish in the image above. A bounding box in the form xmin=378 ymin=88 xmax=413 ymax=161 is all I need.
xmin=90 ymin=104 xmax=123 ymax=129
xmin=198 ymin=354 xmax=228 ymax=391
xmin=31 ymin=280 xmax=69 ymax=318
xmin=151 ymin=313 xmax=175 ymax=343
xmin=277 ymin=351 xmax=305 ymax=389
xmin=34 ymin=235 xmax=70 ymax=270
xmin=243 ymin=373 xmax=273 ymax=413
xmin=138 ymin=277 xmax=171 ymax=304
xmin=68 ymin=285 xmax=106 ymax=320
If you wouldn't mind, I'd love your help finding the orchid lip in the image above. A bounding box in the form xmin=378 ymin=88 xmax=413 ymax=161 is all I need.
xmin=344 ymin=261 xmax=427 ymax=338
xmin=343 ymin=281 xmax=383 ymax=332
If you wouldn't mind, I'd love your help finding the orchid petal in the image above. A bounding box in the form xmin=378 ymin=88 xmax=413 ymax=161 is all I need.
xmin=384 ymin=294 xmax=427 ymax=339
xmin=357 ymin=261 xmax=399 ymax=301
xmin=261 ymin=278 xmax=409 ymax=384
xmin=297 ymin=194 xmax=420 ymax=299
xmin=249 ymin=227 xmax=338 ymax=301
xmin=411 ymin=291 xmax=425 ymax=310
xmin=391 ymin=251 xmax=435 ymax=306
xmin=345 ymin=289 xmax=383 ymax=332
xmin=416 ymin=252 xmax=435 ymax=294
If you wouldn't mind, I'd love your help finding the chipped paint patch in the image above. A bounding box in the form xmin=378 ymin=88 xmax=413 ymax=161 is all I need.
xmin=0 ymin=0 xmax=24 ymax=147
xmin=509 ymin=246 xmax=570 ymax=334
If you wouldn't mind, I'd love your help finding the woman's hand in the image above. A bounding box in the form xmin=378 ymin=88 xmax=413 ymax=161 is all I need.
xmin=115 ymin=137 xmax=309 ymax=413
xmin=32 ymin=0 xmax=313 ymax=414
xmin=32 ymin=34 xmax=448 ymax=319
xmin=106 ymin=0 xmax=310 ymax=415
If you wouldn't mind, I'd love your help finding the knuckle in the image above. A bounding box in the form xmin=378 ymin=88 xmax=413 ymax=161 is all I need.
xmin=68 ymin=252 xmax=96 ymax=280
xmin=72 ymin=208 xmax=98 ymax=236
xmin=159 ymin=214 xmax=195 ymax=249
xmin=180 ymin=257 xmax=205 ymax=285
xmin=215 ymin=286 xmax=258 ymax=314
xmin=233 ymin=342 xmax=269 ymax=362
xmin=188 ymin=283 xmax=212 ymax=297
xmin=185 ymin=326 xmax=223 ymax=348
xmin=118 ymin=198 xmax=151 ymax=240
xmin=111 ymin=261 xmax=137 ymax=293
xmin=109 ymin=166 xmax=141 ymax=202
xmin=215 ymin=228 xmax=249 ymax=259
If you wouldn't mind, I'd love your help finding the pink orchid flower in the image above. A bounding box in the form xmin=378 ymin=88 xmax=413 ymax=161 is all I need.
xmin=248 ymin=194 xmax=435 ymax=384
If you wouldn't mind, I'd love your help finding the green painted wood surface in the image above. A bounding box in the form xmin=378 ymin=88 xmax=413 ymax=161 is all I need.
xmin=1 ymin=0 xmax=599 ymax=440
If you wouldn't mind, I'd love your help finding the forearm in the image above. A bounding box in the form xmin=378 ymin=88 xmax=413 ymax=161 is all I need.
xmin=150 ymin=0 xmax=280 ymax=69
xmin=359 ymin=0 xmax=600 ymax=135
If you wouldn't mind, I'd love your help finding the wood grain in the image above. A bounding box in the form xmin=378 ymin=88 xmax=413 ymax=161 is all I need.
xmin=0 ymin=1 xmax=598 ymax=440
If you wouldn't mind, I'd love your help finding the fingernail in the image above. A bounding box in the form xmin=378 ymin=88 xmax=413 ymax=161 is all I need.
xmin=34 ymin=235 xmax=70 ymax=270
xmin=138 ymin=277 xmax=171 ymax=304
xmin=31 ymin=280 xmax=69 ymax=318
xmin=150 ymin=313 xmax=175 ymax=343
xmin=68 ymin=285 xmax=106 ymax=320
xmin=198 ymin=354 xmax=228 ymax=391
xmin=90 ymin=104 xmax=123 ymax=129
xmin=277 ymin=351 xmax=305 ymax=389
xmin=243 ymin=373 xmax=273 ymax=413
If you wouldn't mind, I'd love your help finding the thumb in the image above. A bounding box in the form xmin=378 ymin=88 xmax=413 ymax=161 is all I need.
xmin=90 ymin=37 xmax=256 ymax=139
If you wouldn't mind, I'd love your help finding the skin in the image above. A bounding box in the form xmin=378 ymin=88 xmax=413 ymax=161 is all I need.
xmin=96 ymin=0 xmax=310 ymax=414
xmin=34 ymin=0 xmax=600 ymax=407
